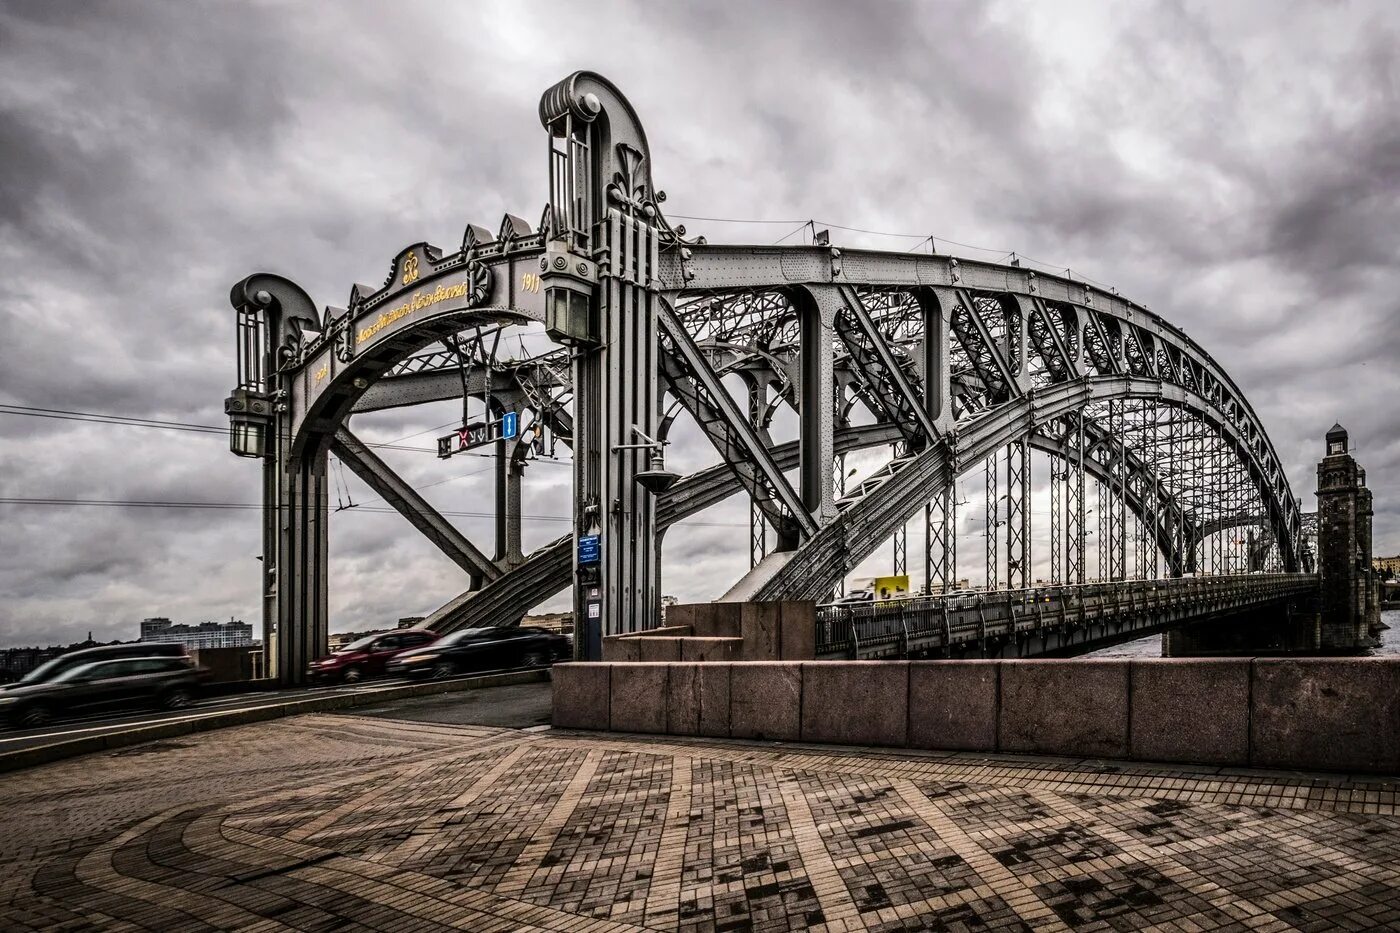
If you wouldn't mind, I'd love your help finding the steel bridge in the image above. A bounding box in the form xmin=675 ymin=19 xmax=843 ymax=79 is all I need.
xmin=226 ymin=72 xmax=1314 ymax=683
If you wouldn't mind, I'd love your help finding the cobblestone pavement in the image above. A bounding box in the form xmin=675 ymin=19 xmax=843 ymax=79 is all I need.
xmin=2 ymin=713 xmax=1400 ymax=931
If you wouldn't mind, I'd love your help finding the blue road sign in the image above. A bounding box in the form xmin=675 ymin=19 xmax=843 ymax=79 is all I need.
xmin=578 ymin=533 xmax=601 ymax=565
xmin=502 ymin=410 xmax=518 ymax=440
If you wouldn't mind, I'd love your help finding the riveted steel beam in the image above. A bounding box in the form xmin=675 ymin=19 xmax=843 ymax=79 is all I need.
xmin=657 ymin=303 xmax=816 ymax=543
xmin=834 ymin=284 xmax=940 ymax=448
xmin=330 ymin=426 xmax=499 ymax=584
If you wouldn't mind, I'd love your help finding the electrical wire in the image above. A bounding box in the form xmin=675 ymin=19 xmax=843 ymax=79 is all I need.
xmin=0 ymin=403 xmax=569 ymax=464
xmin=0 ymin=496 xmax=746 ymax=528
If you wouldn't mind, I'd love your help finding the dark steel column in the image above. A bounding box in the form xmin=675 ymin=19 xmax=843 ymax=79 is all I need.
xmin=1005 ymin=438 xmax=1030 ymax=589
xmin=269 ymin=449 xmax=329 ymax=686
xmin=1066 ymin=413 xmax=1086 ymax=585
xmin=985 ymin=452 xmax=999 ymax=590
xmin=799 ymin=292 xmax=837 ymax=525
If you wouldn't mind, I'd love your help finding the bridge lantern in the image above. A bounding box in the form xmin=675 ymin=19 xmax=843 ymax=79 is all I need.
xmin=541 ymin=239 xmax=599 ymax=346
xmin=224 ymin=387 xmax=272 ymax=459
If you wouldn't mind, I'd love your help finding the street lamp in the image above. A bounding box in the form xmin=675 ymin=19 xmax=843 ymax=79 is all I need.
xmin=612 ymin=425 xmax=679 ymax=494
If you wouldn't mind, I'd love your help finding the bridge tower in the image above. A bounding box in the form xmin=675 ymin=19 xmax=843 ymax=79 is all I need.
xmin=1316 ymin=424 xmax=1381 ymax=649
xmin=539 ymin=73 xmax=670 ymax=659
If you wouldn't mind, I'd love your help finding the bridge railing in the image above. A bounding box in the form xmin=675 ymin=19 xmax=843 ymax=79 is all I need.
xmin=815 ymin=573 xmax=1318 ymax=658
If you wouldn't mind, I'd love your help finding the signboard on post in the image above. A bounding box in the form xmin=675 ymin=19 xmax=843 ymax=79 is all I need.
xmin=436 ymin=412 xmax=518 ymax=459
xmin=872 ymin=575 xmax=910 ymax=601
xmin=577 ymin=533 xmax=601 ymax=566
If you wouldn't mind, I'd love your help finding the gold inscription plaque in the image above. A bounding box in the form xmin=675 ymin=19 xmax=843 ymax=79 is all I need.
xmin=356 ymin=280 xmax=472 ymax=345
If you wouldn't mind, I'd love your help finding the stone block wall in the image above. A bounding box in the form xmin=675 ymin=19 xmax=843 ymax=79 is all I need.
xmin=552 ymin=657 xmax=1400 ymax=774
xmin=601 ymin=601 xmax=815 ymax=662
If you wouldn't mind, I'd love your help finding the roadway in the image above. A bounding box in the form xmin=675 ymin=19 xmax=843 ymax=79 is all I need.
xmin=0 ymin=670 xmax=544 ymax=754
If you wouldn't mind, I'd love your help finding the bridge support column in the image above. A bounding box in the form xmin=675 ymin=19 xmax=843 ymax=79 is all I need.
xmin=1005 ymin=438 xmax=1030 ymax=589
xmin=569 ymin=213 xmax=662 ymax=658
xmin=265 ymin=450 xmax=330 ymax=686
xmin=925 ymin=484 xmax=955 ymax=594
xmin=798 ymin=289 xmax=837 ymax=524
xmin=1066 ymin=413 xmax=1086 ymax=585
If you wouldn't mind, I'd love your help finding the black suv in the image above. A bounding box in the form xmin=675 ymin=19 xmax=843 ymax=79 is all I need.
xmin=3 ymin=642 xmax=189 ymax=690
xmin=387 ymin=627 xmax=571 ymax=678
xmin=0 ymin=656 xmax=206 ymax=728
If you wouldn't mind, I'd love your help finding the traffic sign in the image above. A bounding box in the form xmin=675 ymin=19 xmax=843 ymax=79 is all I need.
xmin=436 ymin=412 xmax=519 ymax=459
xmin=578 ymin=533 xmax=601 ymax=566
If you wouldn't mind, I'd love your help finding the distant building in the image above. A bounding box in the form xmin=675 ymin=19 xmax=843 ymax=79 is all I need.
xmin=140 ymin=617 xmax=253 ymax=650
xmin=522 ymin=611 xmax=572 ymax=634
xmin=1373 ymin=556 xmax=1400 ymax=577
xmin=328 ymin=629 xmax=386 ymax=649
xmin=0 ymin=634 xmax=108 ymax=683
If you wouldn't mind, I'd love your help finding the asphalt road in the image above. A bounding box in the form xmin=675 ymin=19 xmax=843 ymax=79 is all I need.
xmin=340 ymin=680 xmax=553 ymax=729
xmin=0 ymin=671 xmax=544 ymax=753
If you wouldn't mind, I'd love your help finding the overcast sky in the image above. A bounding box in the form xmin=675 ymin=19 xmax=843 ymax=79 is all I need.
xmin=1 ymin=0 xmax=1397 ymax=648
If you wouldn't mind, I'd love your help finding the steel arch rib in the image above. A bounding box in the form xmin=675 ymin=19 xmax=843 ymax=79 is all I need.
xmin=750 ymin=376 xmax=1269 ymax=602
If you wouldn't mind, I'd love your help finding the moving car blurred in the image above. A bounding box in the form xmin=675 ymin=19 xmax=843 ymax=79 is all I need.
xmin=387 ymin=626 xmax=570 ymax=679
xmin=307 ymin=629 xmax=438 ymax=684
xmin=2 ymin=642 xmax=189 ymax=690
xmin=0 ymin=656 xmax=208 ymax=728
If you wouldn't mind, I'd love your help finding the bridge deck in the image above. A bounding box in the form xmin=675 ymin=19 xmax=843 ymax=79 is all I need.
xmin=819 ymin=573 xmax=1318 ymax=659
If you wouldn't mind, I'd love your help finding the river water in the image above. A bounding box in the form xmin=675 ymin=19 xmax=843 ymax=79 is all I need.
xmin=1080 ymin=608 xmax=1400 ymax=658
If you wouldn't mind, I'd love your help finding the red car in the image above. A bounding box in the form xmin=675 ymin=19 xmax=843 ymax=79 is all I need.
xmin=307 ymin=629 xmax=438 ymax=684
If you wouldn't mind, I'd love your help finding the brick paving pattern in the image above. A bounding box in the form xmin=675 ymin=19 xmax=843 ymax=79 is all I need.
xmin=2 ymin=713 xmax=1399 ymax=930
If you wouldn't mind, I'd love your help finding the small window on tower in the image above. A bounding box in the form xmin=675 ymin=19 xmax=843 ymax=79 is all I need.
xmin=1329 ymin=441 xmax=1343 ymax=455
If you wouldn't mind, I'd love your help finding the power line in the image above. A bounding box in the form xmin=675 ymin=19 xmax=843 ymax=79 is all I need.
xmin=0 ymin=402 xmax=571 ymax=463
xmin=0 ymin=497 xmax=745 ymax=528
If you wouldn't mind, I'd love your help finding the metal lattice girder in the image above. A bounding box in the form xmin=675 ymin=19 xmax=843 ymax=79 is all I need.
xmin=1050 ymin=449 xmax=1064 ymax=583
xmin=1026 ymin=296 xmax=1081 ymax=380
xmin=834 ymin=285 xmax=940 ymax=449
xmin=1005 ymin=438 xmax=1030 ymax=589
xmin=985 ymin=451 xmax=999 ymax=589
xmin=748 ymin=380 xmax=767 ymax=569
xmin=656 ymin=302 xmax=816 ymax=545
xmin=952 ymin=289 xmax=1022 ymax=400
xmin=329 ymin=426 xmax=499 ymax=584
xmin=1107 ymin=399 xmax=1127 ymax=581
xmin=925 ymin=484 xmax=955 ymax=594
xmin=1066 ymin=412 xmax=1087 ymax=584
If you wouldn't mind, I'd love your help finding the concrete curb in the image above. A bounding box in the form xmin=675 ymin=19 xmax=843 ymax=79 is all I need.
xmin=0 ymin=669 xmax=550 ymax=774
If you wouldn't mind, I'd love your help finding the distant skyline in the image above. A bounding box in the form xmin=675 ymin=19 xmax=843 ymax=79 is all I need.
xmin=1 ymin=0 xmax=1397 ymax=646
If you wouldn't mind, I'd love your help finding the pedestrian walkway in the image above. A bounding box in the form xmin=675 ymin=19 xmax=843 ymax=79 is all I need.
xmin=2 ymin=710 xmax=1398 ymax=931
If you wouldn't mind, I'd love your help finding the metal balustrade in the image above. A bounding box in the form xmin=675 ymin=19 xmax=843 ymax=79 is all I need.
xmin=816 ymin=573 xmax=1318 ymax=659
